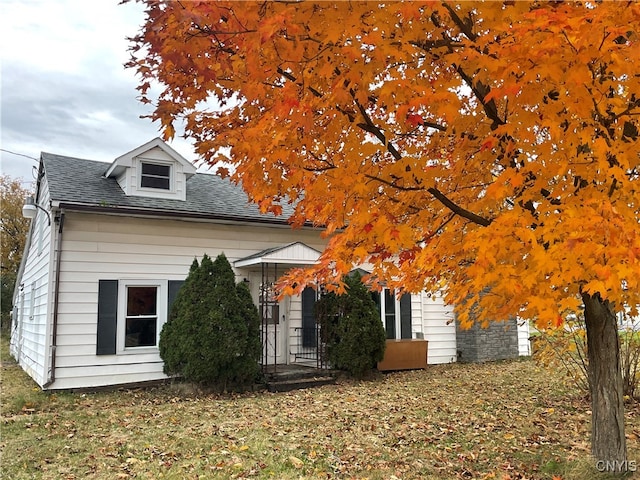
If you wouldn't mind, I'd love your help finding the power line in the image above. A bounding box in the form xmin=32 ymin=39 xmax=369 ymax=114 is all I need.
xmin=0 ymin=149 xmax=39 ymax=162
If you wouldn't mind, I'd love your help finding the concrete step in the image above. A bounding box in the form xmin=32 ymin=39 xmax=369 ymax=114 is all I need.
xmin=263 ymin=365 xmax=333 ymax=381
xmin=266 ymin=375 xmax=336 ymax=393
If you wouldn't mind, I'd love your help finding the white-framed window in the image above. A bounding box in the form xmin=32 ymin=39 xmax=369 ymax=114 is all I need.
xmin=376 ymin=289 xmax=412 ymax=340
xmin=117 ymin=280 xmax=167 ymax=352
xmin=140 ymin=162 xmax=172 ymax=190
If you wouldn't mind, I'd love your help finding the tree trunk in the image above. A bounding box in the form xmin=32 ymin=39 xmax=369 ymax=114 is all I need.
xmin=582 ymin=292 xmax=627 ymax=473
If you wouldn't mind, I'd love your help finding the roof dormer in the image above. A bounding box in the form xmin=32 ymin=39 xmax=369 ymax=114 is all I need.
xmin=104 ymin=138 xmax=197 ymax=201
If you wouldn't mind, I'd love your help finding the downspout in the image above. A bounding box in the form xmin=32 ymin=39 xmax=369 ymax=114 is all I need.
xmin=43 ymin=211 xmax=65 ymax=388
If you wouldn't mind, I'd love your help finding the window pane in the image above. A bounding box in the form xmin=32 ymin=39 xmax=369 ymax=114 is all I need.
xmin=125 ymin=317 xmax=157 ymax=347
xmin=127 ymin=287 xmax=157 ymax=316
xmin=141 ymin=176 xmax=170 ymax=189
xmin=263 ymin=304 xmax=279 ymax=325
xmin=400 ymin=293 xmax=412 ymax=339
xmin=141 ymin=163 xmax=170 ymax=190
xmin=142 ymin=163 xmax=170 ymax=176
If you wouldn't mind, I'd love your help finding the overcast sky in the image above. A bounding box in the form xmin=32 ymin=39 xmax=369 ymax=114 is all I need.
xmin=1 ymin=0 xmax=200 ymax=189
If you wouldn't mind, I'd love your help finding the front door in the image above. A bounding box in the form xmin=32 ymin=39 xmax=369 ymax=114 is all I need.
xmin=262 ymin=299 xmax=287 ymax=365
xmin=253 ymin=273 xmax=287 ymax=365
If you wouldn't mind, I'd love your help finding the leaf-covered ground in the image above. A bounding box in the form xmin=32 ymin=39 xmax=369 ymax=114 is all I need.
xmin=2 ymin=355 xmax=639 ymax=480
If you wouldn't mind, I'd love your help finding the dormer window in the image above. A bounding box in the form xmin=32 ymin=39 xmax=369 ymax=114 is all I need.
xmin=105 ymin=138 xmax=196 ymax=200
xmin=141 ymin=162 xmax=171 ymax=190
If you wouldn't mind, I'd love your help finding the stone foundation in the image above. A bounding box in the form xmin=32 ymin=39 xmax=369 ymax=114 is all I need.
xmin=456 ymin=317 xmax=519 ymax=362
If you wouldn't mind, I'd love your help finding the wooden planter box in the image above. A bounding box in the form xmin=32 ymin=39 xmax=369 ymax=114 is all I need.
xmin=377 ymin=339 xmax=429 ymax=371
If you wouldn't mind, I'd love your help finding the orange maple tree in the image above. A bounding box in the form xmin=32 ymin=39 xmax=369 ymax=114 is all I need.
xmin=128 ymin=1 xmax=640 ymax=470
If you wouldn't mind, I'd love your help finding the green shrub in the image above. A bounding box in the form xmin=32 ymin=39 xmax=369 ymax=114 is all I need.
xmin=159 ymin=253 xmax=260 ymax=390
xmin=236 ymin=281 xmax=262 ymax=381
xmin=316 ymin=272 xmax=386 ymax=378
xmin=159 ymin=258 xmax=200 ymax=377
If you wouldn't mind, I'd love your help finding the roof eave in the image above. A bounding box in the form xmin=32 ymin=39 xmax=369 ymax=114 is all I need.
xmin=54 ymin=201 xmax=314 ymax=228
xmin=234 ymin=257 xmax=319 ymax=267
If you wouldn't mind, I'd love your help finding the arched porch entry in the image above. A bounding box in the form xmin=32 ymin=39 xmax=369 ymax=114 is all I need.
xmin=234 ymin=242 xmax=324 ymax=372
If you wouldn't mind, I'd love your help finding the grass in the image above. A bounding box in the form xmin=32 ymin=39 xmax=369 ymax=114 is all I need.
xmin=2 ymin=334 xmax=640 ymax=479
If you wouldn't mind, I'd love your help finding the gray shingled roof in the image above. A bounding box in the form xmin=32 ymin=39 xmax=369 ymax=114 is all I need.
xmin=42 ymin=152 xmax=294 ymax=224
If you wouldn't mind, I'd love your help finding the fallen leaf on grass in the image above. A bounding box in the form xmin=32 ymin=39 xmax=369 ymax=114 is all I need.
xmin=4 ymin=360 xmax=630 ymax=480
xmin=289 ymin=455 xmax=304 ymax=468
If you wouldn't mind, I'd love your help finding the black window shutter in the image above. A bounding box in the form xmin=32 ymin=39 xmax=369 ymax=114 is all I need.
xmin=400 ymin=293 xmax=412 ymax=339
xmin=301 ymin=287 xmax=316 ymax=348
xmin=384 ymin=289 xmax=396 ymax=339
xmin=97 ymin=280 xmax=118 ymax=355
xmin=167 ymin=280 xmax=185 ymax=316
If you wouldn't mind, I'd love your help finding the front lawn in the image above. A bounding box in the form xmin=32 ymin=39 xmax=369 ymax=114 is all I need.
xmin=2 ymin=339 xmax=639 ymax=479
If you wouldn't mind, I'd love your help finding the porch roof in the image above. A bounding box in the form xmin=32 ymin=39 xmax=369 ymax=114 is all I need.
xmin=234 ymin=242 xmax=321 ymax=268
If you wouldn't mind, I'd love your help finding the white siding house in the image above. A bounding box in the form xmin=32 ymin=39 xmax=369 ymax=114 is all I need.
xmin=11 ymin=138 xmax=530 ymax=390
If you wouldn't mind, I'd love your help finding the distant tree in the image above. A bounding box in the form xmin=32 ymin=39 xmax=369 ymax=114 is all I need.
xmin=0 ymin=175 xmax=31 ymax=331
xmin=316 ymin=272 xmax=386 ymax=378
xmin=159 ymin=253 xmax=260 ymax=389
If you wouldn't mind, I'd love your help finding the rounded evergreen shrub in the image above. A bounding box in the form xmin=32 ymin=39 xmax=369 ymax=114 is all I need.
xmin=316 ymin=272 xmax=386 ymax=378
xmin=159 ymin=253 xmax=260 ymax=390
